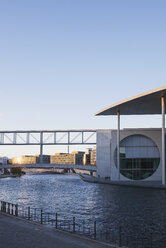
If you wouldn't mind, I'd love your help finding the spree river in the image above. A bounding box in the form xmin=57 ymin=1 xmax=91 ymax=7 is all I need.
xmin=0 ymin=174 xmax=166 ymax=247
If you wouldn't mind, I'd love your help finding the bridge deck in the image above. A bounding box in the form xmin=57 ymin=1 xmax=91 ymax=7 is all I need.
xmin=1 ymin=164 xmax=96 ymax=171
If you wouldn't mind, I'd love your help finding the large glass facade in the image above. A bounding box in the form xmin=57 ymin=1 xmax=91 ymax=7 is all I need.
xmin=117 ymin=135 xmax=160 ymax=180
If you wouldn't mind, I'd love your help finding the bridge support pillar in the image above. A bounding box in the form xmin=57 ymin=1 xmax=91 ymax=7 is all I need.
xmin=40 ymin=132 xmax=43 ymax=164
xmin=117 ymin=111 xmax=120 ymax=181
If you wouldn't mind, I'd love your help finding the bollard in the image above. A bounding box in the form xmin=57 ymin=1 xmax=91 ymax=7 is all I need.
xmin=55 ymin=213 xmax=58 ymax=229
xmin=94 ymin=221 xmax=96 ymax=240
xmin=15 ymin=204 xmax=18 ymax=216
xmin=40 ymin=210 xmax=43 ymax=224
xmin=119 ymin=226 xmax=122 ymax=247
xmin=28 ymin=207 xmax=30 ymax=220
xmin=73 ymin=217 xmax=75 ymax=233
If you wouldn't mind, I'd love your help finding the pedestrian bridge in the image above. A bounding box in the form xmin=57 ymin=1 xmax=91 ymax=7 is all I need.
xmin=1 ymin=164 xmax=96 ymax=172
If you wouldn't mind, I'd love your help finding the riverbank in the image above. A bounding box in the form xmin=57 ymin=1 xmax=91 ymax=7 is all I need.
xmin=80 ymin=174 xmax=166 ymax=190
xmin=0 ymin=174 xmax=20 ymax=179
xmin=0 ymin=212 xmax=115 ymax=248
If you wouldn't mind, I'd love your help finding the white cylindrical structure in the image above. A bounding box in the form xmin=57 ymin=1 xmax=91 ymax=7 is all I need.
xmin=161 ymin=96 xmax=165 ymax=185
xmin=117 ymin=111 xmax=120 ymax=181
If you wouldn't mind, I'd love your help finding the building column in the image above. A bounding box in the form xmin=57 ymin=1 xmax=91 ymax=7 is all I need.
xmin=117 ymin=111 xmax=120 ymax=181
xmin=40 ymin=132 xmax=43 ymax=164
xmin=161 ymin=96 xmax=165 ymax=185
xmin=68 ymin=132 xmax=70 ymax=154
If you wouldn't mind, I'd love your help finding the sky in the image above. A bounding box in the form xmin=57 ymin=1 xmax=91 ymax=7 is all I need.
xmin=0 ymin=0 xmax=166 ymax=157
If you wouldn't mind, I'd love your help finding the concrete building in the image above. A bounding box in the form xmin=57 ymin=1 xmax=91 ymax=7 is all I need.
xmin=95 ymin=86 xmax=166 ymax=184
xmin=50 ymin=152 xmax=84 ymax=165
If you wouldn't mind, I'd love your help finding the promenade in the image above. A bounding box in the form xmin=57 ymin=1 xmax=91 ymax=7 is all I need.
xmin=0 ymin=212 xmax=114 ymax=248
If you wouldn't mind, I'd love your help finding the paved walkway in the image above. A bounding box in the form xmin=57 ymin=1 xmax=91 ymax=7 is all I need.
xmin=80 ymin=175 xmax=166 ymax=190
xmin=0 ymin=212 xmax=114 ymax=248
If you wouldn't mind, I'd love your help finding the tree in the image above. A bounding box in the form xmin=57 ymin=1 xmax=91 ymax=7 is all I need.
xmin=10 ymin=167 xmax=22 ymax=176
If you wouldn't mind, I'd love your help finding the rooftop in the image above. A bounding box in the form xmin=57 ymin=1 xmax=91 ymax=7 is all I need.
xmin=95 ymin=86 xmax=166 ymax=116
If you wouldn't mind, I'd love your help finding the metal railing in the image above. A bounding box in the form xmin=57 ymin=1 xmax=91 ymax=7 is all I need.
xmin=0 ymin=200 xmax=163 ymax=248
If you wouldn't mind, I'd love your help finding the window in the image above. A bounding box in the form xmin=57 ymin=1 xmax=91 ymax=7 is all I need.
xmin=115 ymin=135 xmax=160 ymax=180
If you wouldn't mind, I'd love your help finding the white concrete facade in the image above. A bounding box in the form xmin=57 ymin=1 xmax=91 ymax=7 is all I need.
xmin=96 ymin=129 xmax=162 ymax=181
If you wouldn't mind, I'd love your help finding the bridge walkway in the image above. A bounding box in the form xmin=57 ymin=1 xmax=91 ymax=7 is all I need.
xmin=1 ymin=164 xmax=96 ymax=172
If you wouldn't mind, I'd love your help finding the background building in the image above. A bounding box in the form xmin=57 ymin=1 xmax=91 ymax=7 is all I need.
xmin=36 ymin=155 xmax=50 ymax=164
xmin=12 ymin=155 xmax=36 ymax=164
xmin=51 ymin=151 xmax=85 ymax=165
xmin=83 ymin=152 xmax=90 ymax=165
xmin=90 ymin=147 xmax=96 ymax=165
xmin=0 ymin=157 xmax=8 ymax=165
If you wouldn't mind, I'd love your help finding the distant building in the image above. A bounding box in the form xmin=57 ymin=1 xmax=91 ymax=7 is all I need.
xmin=90 ymin=147 xmax=96 ymax=165
xmin=12 ymin=155 xmax=36 ymax=164
xmin=83 ymin=152 xmax=90 ymax=165
xmin=72 ymin=151 xmax=85 ymax=165
xmin=0 ymin=157 xmax=8 ymax=165
xmin=36 ymin=155 xmax=50 ymax=164
xmin=50 ymin=151 xmax=85 ymax=165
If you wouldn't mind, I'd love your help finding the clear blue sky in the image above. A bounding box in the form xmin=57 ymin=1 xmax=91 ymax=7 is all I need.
xmin=0 ymin=0 xmax=166 ymax=156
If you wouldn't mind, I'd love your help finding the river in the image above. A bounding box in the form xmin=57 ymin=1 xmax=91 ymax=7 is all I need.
xmin=0 ymin=174 xmax=166 ymax=247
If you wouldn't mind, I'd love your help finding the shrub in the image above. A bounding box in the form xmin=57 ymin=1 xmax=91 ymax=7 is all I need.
xmin=10 ymin=167 xmax=22 ymax=176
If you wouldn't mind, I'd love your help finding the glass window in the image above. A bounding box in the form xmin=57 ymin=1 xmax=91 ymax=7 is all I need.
xmin=115 ymin=135 xmax=160 ymax=180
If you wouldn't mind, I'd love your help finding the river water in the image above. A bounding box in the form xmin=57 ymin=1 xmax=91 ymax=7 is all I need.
xmin=0 ymin=174 xmax=166 ymax=247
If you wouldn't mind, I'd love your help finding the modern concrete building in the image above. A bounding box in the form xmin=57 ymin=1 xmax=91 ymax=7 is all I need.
xmin=95 ymin=86 xmax=166 ymax=184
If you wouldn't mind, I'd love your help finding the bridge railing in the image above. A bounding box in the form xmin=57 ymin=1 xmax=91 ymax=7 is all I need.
xmin=0 ymin=130 xmax=96 ymax=145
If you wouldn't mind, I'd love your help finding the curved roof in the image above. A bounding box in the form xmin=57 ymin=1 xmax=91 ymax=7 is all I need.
xmin=95 ymin=86 xmax=166 ymax=116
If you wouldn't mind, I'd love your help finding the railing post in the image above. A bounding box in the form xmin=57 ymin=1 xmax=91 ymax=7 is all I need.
xmin=3 ymin=202 xmax=6 ymax=212
xmin=8 ymin=203 xmax=10 ymax=214
xmin=73 ymin=217 xmax=75 ymax=233
xmin=11 ymin=204 xmax=14 ymax=215
xmin=94 ymin=221 xmax=96 ymax=240
xmin=150 ymin=233 xmax=153 ymax=248
xmin=15 ymin=204 xmax=18 ymax=216
xmin=55 ymin=213 xmax=58 ymax=229
xmin=119 ymin=226 xmax=122 ymax=247
xmin=4 ymin=202 xmax=6 ymax=213
xmin=1 ymin=201 xmax=4 ymax=212
xmin=40 ymin=210 xmax=43 ymax=224
xmin=28 ymin=207 xmax=30 ymax=220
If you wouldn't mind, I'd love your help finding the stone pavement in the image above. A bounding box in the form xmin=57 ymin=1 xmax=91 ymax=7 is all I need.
xmin=0 ymin=212 xmax=114 ymax=248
